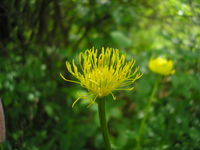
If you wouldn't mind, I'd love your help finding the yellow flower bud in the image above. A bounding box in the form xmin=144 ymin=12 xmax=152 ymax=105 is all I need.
xmin=148 ymin=57 xmax=175 ymax=75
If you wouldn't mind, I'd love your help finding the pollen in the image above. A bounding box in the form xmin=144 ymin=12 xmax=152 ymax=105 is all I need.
xmin=60 ymin=47 xmax=142 ymax=107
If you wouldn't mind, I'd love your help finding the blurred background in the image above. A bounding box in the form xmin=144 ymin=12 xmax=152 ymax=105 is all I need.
xmin=0 ymin=0 xmax=200 ymax=149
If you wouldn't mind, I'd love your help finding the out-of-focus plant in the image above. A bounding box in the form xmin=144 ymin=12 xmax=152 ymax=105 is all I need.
xmin=60 ymin=47 xmax=142 ymax=149
xmin=136 ymin=57 xmax=175 ymax=150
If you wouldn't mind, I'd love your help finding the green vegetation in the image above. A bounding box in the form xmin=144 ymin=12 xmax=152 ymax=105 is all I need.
xmin=0 ymin=0 xmax=200 ymax=149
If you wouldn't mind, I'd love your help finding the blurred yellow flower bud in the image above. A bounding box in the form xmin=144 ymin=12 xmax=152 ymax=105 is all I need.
xmin=148 ymin=57 xmax=175 ymax=75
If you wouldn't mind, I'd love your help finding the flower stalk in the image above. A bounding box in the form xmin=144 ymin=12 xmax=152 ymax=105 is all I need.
xmin=97 ymin=97 xmax=111 ymax=150
xmin=136 ymin=76 xmax=160 ymax=150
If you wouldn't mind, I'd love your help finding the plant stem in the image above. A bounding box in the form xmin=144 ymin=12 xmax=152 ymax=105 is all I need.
xmin=97 ymin=97 xmax=112 ymax=150
xmin=0 ymin=143 xmax=3 ymax=150
xmin=136 ymin=76 xmax=160 ymax=150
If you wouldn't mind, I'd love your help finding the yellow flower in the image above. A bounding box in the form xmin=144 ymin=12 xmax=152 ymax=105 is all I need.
xmin=148 ymin=57 xmax=175 ymax=75
xmin=60 ymin=47 xmax=142 ymax=107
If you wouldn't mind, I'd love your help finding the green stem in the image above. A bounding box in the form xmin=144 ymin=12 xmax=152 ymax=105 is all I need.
xmin=0 ymin=143 xmax=3 ymax=150
xmin=136 ymin=76 xmax=160 ymax=150
xmin=97 ymin=97 xmax=112 ymax=150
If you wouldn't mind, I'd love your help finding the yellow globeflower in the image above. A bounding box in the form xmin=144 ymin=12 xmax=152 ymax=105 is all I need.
xmin=60 ymin=47 xmax=142 ymax=107
xmin=148 ymin=57 xmax=175 ymax=75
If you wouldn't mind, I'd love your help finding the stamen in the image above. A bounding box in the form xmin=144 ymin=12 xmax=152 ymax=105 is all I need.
xmin=60 ymin=73 xmax=81 ymax=84
xmin=87 ymin=96 xmax=97 ymax=108
xmin=115 ymin=87 xmax=134 ymax=91
xmin=72 ymin=97 xmax=81 ymax=108
xmin=111 ymin=92 xmax=116 ymax=100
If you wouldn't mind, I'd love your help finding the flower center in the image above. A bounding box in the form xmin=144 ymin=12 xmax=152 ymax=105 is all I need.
xmin=83 ymin=67 xmax=118 ymax=97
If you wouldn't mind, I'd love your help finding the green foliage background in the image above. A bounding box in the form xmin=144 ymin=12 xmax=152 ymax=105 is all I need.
xmin=0 ymin=0 xmax=200 ymax=149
